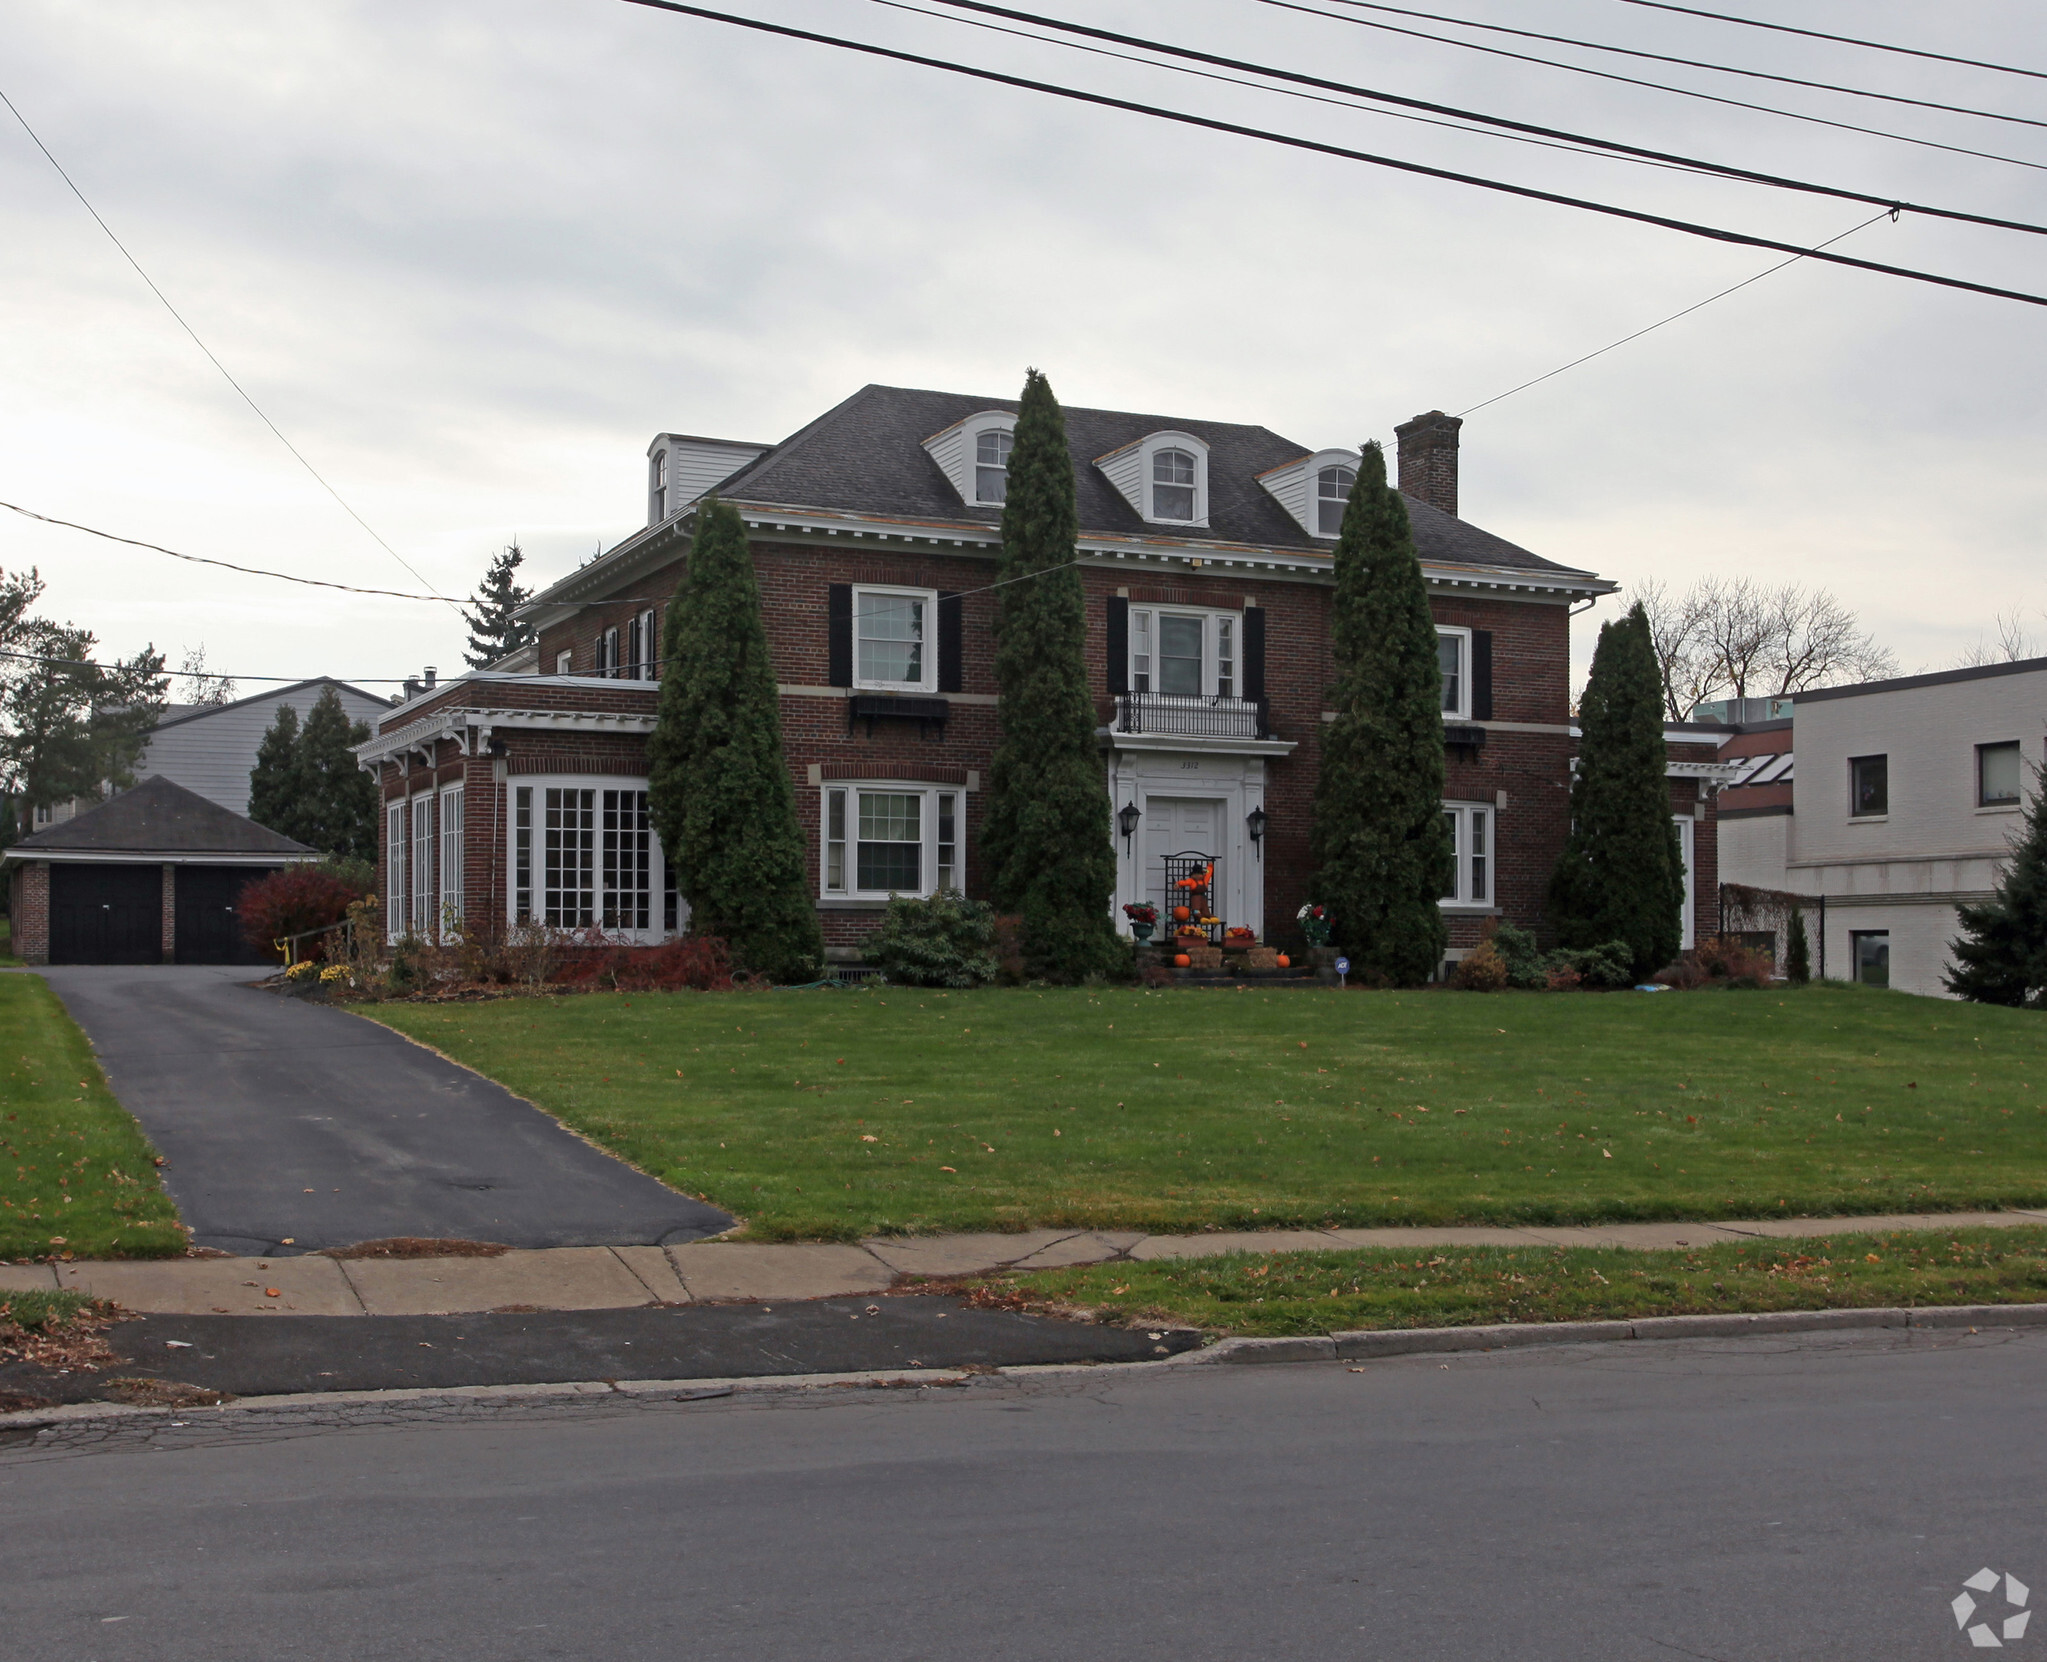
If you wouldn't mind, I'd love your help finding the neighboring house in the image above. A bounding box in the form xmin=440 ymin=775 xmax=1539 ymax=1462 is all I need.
xmin=4 ymin=776 xmax=318 ymax=965
xmin=1715 ymin=658 xmax=2047 ymax=996
xmin=358 ymin=383 xmax=1723 ymax=968
xmin=23 ymin=678 xmax=391 ymax=834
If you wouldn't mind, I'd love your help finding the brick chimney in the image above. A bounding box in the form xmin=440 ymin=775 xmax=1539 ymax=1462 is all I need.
xmin=1395 ymin=410 xmax=1462 ymax=518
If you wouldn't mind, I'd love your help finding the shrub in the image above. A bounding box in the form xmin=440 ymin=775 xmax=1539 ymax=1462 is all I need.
xmin=238 ymin=865 xmax=372 ymax=961
xmin=552 ymin=936 xmax=733 ymax=993
xmin=1451 ymin=938 xmax=1508 ymax=991
xmin=1491 ymin=923 xmax=1548 ymax=990
xmin=868 ymin=891 xmax=1000 ymax=988
xmin=1555 ymin=940 xmax=1637 ymax=989
xmin=1786 ymin=910 xmax=1812 ymax=986
xmin=1693 ymin=935 xmax=1776 ymax=986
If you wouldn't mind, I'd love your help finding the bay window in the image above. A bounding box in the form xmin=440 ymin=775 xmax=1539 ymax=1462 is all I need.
xmin=822 ymin=784 xmax=962 ymax=899
xmin=853 ymin=586 xmax=936 ymax=692
xmin=1440 ymin=802 xmax=1492 ymax=908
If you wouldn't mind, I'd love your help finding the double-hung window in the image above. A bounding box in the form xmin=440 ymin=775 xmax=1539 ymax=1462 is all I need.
xmin=1127 ymin=608 xmax=1241 ymax=699
xmin=639 ymin=608 xmax=658 ymax=680
xmin=975 ymin=429 xmax=1013 ymax=504
xmin=853 ymin=586 xmax=936 ymax=693
xmin=1316 ymin=465 xmax=1355 ymax=536
xmin=1437 ymin=627 xmax=1472 ymax=719
xmin=411 ymin=794 xmax=436 ymax=936
xmin=1979 ymin=741 xmax=2022 ymax=807
xmin=650 ymin=449 xmax=667 ymax=522
xmin=822 ymin=784 xmax=961 ymax=899
xmin=1439 ymin=802 xmax=1492 ymax=907
xmin=1152 ymin=448 xmax=1197 ymax=521
xmin=387 ymin=801 xmax=407 ymax=941
xmin=439 ymin=786 xmax=464 ymax=929
xmin=555 ymin=649 xmax=573 ymax=676
xmin=596 ymin=627 xmax=620 ymax=679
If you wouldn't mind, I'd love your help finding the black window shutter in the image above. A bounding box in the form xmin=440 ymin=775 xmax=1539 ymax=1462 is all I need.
xmin=1472 ymin=629 xmax=1494 ymax=721
xmin=1107 ymin=596 xmax=1129 ymax=696
xmin=1241 ymin=607 xmax=1266 ymax=702
xmin=937 ymin=592 xmax=963 ymax=693
xmin=828 ymin=584 xmax=853 ymax=687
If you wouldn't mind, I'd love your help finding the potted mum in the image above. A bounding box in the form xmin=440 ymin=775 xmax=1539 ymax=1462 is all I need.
xmin=1122 ymin=901 xmax=1159 ymax=943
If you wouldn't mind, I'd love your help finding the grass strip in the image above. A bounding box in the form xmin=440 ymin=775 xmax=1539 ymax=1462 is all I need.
xmin=370 ymin=983 xmax=2047 ymax=1241
xmin=985 ymin=1226 xmax=2047 ymax=1336
xmin=0 ymin=1288 xmax=105 ymax=1334
xmin=0 ymin=975 xmax=183 ymax=1260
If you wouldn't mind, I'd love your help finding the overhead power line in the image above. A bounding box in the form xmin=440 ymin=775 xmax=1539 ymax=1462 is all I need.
xmin=1262 ymin=0 xmax=2047 ymax=174
xmin=618 ymin=0 xmax=2047 ymax=308
xmin=1615 ymin=1 xmax=2047 ymax=83
xmin=929 ymin=0 xmax=2047 ymax=234
xmin=1319 ymin=0 xmax=2047 ymax=129
xmin=0 ymin=84 xmax=455 ymax=610
xmin=1456 ymin=209 xmax=1894 ymax=416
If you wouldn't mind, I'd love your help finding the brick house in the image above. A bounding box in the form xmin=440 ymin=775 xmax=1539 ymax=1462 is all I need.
xmin=356 ymin=383 xmax=1721 ymax=969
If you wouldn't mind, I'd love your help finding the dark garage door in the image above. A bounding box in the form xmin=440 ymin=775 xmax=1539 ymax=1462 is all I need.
xmin=175 ymin=866 xmax=281 ymax=966
xmin=49 ymin=864 xmax=163 ymax=965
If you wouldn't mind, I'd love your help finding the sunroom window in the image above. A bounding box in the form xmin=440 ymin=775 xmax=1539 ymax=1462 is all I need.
xmin=853 ymin=587 xmax=933 ymax=691
xmin=975 ymin=429 xmax=1013 ymax=504
xmin=1152 ymin=449 xmax=1197 ymax=521
xmin=1317 ymin=465 xmax=1355 ymax=536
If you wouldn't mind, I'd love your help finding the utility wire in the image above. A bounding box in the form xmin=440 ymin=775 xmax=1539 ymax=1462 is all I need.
xmin=615 ymin=0 xmax=2047 ymax=307
xmin=928 ymin=0 xmax=2047 ymax=233
xmin=0 ymin=84 xmax=455 ymax=609
xmin=1319 ymin=0 xmax=2047 ymax=129
xmin=1262 ymin=0 xmax=2047 ymax=174
xmin=1456 ymin=208 xmax=1895 ymax=417
xmin=1616 ymin=0 xmax=2047 ymax=83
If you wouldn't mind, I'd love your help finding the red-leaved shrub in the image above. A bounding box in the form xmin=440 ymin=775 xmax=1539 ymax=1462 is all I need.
xmin=238 ymin=867 xmax=372 ymax=960
xmin=549 ymin=936 xmax=734 ymax=992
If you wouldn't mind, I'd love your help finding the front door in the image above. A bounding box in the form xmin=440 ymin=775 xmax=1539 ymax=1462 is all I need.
xmin=1145 ymin=796 xmax=1222 ymax=923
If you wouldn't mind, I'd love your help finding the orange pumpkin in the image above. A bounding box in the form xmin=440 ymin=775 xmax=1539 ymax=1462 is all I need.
xmin=1275 ymin=953 xmax=1291 ymax=968
xmin=1173 ymin=953 xmax=1191 ymax=967
xmin=1172 ymin=905 xmax=1191 ymax=921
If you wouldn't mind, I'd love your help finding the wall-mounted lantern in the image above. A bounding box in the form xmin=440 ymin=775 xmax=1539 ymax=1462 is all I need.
xmin=1117 ymin=801 xmax=1142 ymax=851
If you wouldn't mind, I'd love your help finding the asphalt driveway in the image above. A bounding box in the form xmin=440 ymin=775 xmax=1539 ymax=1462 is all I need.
xmin=30 ymin=967 xmax=733 ymax=1256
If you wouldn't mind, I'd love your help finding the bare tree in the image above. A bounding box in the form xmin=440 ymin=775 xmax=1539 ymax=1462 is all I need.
xmin=1954 ymin=608 xmax=2042 ymax=669
xmin=1626 ymin=577 xmax=1896 ymax=717
xmin=176 ymin=644 xmax=237 ymax=706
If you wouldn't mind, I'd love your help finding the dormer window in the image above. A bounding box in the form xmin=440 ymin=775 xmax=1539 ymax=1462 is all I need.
xmin=650 ymin=450 xmax=667 ymax=523
xmin=1152 ymin=449 xmax=1197 ymax=521
xmin=975 ymin=429 xmax=1013 ymax=504
xmin=1316 ymin=465 xmax=1355 ymax=536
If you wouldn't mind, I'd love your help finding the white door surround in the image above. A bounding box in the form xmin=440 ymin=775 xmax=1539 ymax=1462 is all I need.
xmin=1108 ymin=750 xmax=1266 ymax=941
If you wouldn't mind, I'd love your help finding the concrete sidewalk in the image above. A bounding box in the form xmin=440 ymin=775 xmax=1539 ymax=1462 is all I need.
xmin=8 ymin=1208 xmax=2045 ymax=1318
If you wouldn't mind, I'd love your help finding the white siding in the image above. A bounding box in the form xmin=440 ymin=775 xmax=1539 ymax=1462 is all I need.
xmin=918 ymin=410 xmax=1012 ymax=507
xmin=648 ymin=433 xmax=770 ymax=524
xmin=136 ymin=681 xmax=392 ymax=819
xmin=1096 ymin=440 xmax=1146 ymax=520
xmin=1256 ymin=448 xmax=1359 ymax=540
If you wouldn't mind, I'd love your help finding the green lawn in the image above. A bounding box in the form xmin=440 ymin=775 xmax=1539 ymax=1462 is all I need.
xmin=1 ymin=975 xmax=184 ymax=1260
xmin=988 ymin=1225 xmax=2047 ymax=1336
xmin=0 ymin=916 xmax=20 ymax=967
xmin=369 ymin=982 xmax=2047 ymax=1241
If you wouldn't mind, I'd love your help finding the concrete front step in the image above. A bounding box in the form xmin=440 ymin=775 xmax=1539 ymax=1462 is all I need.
xmin=8 ymin=1208 xmax=2047 ymax=1316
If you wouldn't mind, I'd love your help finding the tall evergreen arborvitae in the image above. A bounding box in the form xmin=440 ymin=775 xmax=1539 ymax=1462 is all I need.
xmin=1786 ymin=908 xmax=1812 ymax=986
xmin=978 ymin=369 xmax=1123 ymax=981
xmin=1946 ymin=762 xmax=2047 ymax=1005
xmin=248 ymin=702 xmax=301 ymax=834
xmin=1547 ymin=602 xmax=1685 ymax=978
xmin=462 ymin=542 xmax=536 ymax=669
xmin=647 ymin=497 xmax=822 ymax=982
xmin=1307 ymin=441 xmax=1451 ymax=985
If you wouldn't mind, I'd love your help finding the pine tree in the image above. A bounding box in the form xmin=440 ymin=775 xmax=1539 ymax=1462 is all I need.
xmin=1946 ymin=762 xmax=2047 ymax=1006
xmin=647 ymin=497 xmax=822 ymax=981
xmin=1786 ymin=908 xmax=1812 ymax=986
xmin=248 ymin=702 xmax=301 ymax=836
xmin=1308 ymin=441 xmax=1451 ymax=986
xmin=462 ymin=542 xmax=536 ymax=670
xmin=293 ymin=688 xmax=380 ymax=862
xmin=1547 ymin=603 xmax=1685 ymax=979
xmin=978 ymin=369 xmax=1123 ymax=981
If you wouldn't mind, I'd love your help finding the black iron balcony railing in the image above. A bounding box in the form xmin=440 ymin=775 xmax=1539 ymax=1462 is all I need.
xmin=1113 ymin=692 xmax=1270 ymax=740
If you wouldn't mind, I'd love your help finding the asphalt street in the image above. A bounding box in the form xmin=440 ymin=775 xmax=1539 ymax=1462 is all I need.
xmin=32 ymin=966 xmax=732 ymax=1254
xmin=8 ymin=1325 xmax=2046 ymax=1661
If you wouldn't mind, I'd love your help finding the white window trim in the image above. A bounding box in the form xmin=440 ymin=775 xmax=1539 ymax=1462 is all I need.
xmin=650 ymin=447 xmax=668 ymax=525
xmin=1439 ymin=800 xmax=1493 ymax=910
xmin=1313 ymin=459 xmax=1358 ymax=539
xmin=1437 ymin=626 xmax=1473 ymax=722
xmin=820 ymin=782 xmax=961 ymax=901
xmin=503 ymin=775 xmax=675 ymax=944
xmin=639 ymin=608 xmax=659 ymax=680
xmin=410 ymin=791 xmax=437 ymax=937
xmin=555 ymin=649 xmax=573 ymax=676
xmin=851 ymin=584 xmax=940 ymax=695
xmin=386 ymin=800 xmax=407 ymax=943
xmin=1128 ymin=605 xmax=1243 ymax=700
xmin=972 ymin=423 xmax=1015 ymax=505
xmin=439 ymin=784 xmax=465 ymax=932
xmin=1142 ymin=433 xmax=1208 ymax=526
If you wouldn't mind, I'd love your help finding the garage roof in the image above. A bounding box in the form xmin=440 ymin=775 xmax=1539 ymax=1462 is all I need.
xmin=6 ymin=776 xmax=317 ymax=861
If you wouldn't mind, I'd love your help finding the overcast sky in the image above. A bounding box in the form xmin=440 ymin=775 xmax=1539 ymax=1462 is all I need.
xmin=3 ymin=0 xmax=2042 ymax=700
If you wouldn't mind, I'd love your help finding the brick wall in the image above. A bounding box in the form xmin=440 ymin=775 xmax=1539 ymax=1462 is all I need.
xmin=160 ymin=864 xmax=176 ymax=963
xmin=9 ymin=861 xmax=49 ymax=964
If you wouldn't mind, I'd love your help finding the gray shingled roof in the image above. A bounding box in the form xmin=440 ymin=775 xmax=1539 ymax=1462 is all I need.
xmin=8 ymin=776 xmax=316 ymax=857
xmin=713 ymin=383 xmax=1584 ymax=576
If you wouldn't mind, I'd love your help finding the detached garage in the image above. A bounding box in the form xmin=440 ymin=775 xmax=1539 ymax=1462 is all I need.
xmin=5 ymin=777 xmax=316 ymax=966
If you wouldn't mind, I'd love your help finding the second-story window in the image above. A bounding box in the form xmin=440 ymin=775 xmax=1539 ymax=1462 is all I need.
xmin=639 ymin=609 xmax=659 ymax=680
xmin=1438 ymin=628 xmax=1470 ymax=719
xmin=1979 ymin=741 xmax=2022 ymax=807
xmin=854 ymin=587 xmax=933 ymax=691
xmin=1152 ymin=448 xmax=1197 ymax=521
xmin=1317 ymin=465 xmax=1356 ymax=536
xmin=975 ymin=429 xmax=1013 ymax=504
xmin=555 ymin=649 xmax=573 ymax=676
xmin=1129 ymin=608 xmax=1242 ymax=700
xmin=1851 ymin=754 xmax=1888 ymax=817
